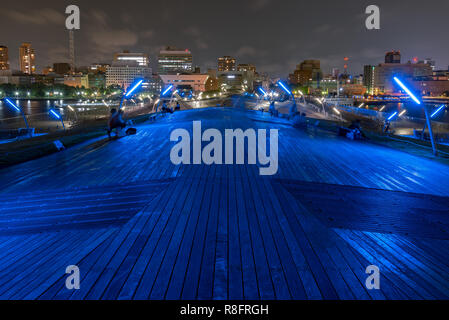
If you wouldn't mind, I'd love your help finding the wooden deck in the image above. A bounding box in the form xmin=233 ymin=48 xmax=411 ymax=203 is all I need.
xmin=1 ymin=107 xmax=449 ymax=300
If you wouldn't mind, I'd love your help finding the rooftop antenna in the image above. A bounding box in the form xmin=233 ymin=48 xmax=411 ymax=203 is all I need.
xmin=69 ymin=30 xmax=76 ymax=73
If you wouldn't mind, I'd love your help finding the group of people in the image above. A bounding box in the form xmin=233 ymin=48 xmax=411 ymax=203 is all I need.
xmin=338 ymin=119 xmax=367 ymax=140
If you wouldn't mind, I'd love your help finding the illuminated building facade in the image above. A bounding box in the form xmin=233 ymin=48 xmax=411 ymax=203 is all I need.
xmin=19 ymin=42 xmax=36 ymax=74
xmin=114 ymin=52 xmax=149 ymax=67
xmin=63 ymin=74 xmax=89 ymax=88
xmin=158 ymin=47 xmax=193 ymax=74
xmin=385 ymin=51 xmax=401 ymax=64
xmin=289 ymin=60 xmax=322 ymax=86
xmin=374 ymin=62 xmax=432 ymax=93
xmin=106 ymin=63 xmax=153 ymax=89
xmin=218 ymin=56 xmax=236 ymax=72
xmin=237 ymin=64 xmax=256 ymax=73
xmin=217 ymin=70 xmax=255 ymax=91
xmin=107 ymin=52 xmax=152 ymax=89
xmin=363 ymin=65 xmax=376 ymax=95
xmin=159 ymin=74 xmax=210 ymax=92
xmin=0 ymin=46 xmax=9 ymax=70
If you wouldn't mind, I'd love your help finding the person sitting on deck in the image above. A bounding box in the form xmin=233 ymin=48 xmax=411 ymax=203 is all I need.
xmin=268 ymin=101 xmax=278 ymax=117
xmin=338 ymin=119 xmax=366 ymax=140
xmin=288 ymin=100 xmax=298 ymax=120
xmin=384 ymin=120 xmax=391 ymax=134
xmin=291 ymin=112 xmax=308 ymax=129
xmin=161 ymin=102 xmax=174 ymax=114
xmin=107 ymin=108 xmax=127 ymax=138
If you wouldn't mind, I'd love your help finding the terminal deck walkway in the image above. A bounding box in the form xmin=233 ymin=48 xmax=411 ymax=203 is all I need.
xmin=1 ymin=107 xmax=449 ymax=300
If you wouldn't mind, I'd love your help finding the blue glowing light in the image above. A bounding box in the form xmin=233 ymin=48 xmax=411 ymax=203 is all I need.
xmin=162 ymin=85 xmax=174 ymax=96
xmin=431 ymin=105 xmax=445 ymax=118
xmin=50 ymin=109 xmax=61 ymax=119
xmin=4 ymin=98 xmax=21 ymax=112
xmin=278 ymin=81 xmax=292 ymax=95
xmin=388 ymin=111 xmax=398 ymax=121
xmin=258 ymin=87 xmax=267 ymax=96
xmin=125 ymin=79 xmax=144 ymax=98
xmin=393 ymin=77 xmax=421 ymax=105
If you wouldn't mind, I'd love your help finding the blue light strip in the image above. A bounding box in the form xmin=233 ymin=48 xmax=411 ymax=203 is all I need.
xmin=431 ymin=105 xmax=445 ymax=118
xmin=50 ymin=109 xmax=61 ymax=119
xmin=393 ymin=77 xmax=421 ymax=105
xmin=258 ymin=87 xmax=267 ymax=96
xmin=278 ymin=81 xmax=292 ymax=95
xmin=5 ymin=98 xmax=21 ymax=112
xmin=125 ymin=80 xmax=144 ymax=97
xmin=388 ymin=111 xmax=398 ymax=121
xmin=162 ymin=85 xmax=174 ymax=96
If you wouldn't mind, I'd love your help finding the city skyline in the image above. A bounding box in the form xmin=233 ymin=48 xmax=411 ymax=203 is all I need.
xmin=1 ymin=0 xmax=449 ymax=77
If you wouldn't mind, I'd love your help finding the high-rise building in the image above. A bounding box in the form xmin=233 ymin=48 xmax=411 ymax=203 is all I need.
xmin=0 ymin=46 xmax=9 ymax=70
xmin=218 ymin=56 xmax=236 ymax=72
xmin=114 ymin=51 xmax=149 ymax=67
xmin=19 ymin=43 xmax=36 ymax=74
xmin=363 ymin=65 xmax=376 ymax=95
xmin=385 ymin=51 xmax=401 ymax=64
xmin=106 ymin=53 xmax=152 ymax=89
xmin=237 ymin=64 xmax=256 ymax=73
xmin=288 ymin=60 xmax=322 ymax=86
xmin=158 ymin=46 xmax=193 ymax=74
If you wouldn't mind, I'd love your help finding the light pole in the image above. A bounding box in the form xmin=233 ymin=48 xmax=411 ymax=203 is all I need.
xmin=119 ymin=79 xmax=144 ymax=110
xmin=393 ymin=76 xmax=438 ymax=156
xmin=49 ymin=108 xmax=65 ymax=130
xmin=278 ymin=81 xmax=298 ymax=116
xmin=4 ymin=98 xmax=30 ymax=133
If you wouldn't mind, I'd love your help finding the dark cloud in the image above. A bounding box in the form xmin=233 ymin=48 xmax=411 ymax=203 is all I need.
xmin=0 ymin=0 xmax=448 ymax=77
xmin=2 ymin=8 xmax=64 ymax=25
xmin=250 ymin=0 xmax=272 ymax=11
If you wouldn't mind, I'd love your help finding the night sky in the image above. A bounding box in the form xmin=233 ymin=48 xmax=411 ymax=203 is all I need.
xmin=1 ymin=0 xmax=448 ymax=77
